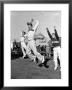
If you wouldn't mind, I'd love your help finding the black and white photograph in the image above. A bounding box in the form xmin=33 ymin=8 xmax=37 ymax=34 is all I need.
xmin=11 ymin=11 xmax=61 ymax=79
xmin=4 ymin=4 xmax=69 ymax=86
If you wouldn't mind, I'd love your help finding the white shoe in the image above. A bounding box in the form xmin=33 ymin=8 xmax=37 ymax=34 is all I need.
xmin=23 ymin=55 xmax=25 ymax=58
xmin=33 ymin=56 xmax=36 ymax=62
xmin=54 ymin=66 xmax=57 ymax=70
xmin=42 ymin=56 xmax=45 ymax=63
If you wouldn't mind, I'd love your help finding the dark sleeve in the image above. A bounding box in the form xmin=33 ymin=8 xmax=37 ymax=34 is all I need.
xmin=46 ymin=28 xmax=52 ymax=40
xmin=54 ymin=29 xmax=59 ymax=40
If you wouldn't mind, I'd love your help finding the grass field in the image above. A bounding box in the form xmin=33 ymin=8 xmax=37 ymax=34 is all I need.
xmin=11 ymin=57 xmax=61 ymax=79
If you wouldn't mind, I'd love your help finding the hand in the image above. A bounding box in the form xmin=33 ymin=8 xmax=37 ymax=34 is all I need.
xmin=31 ymin=18 xmax=34 ymax=22
xmin=46 ymin=27 xmax=48 ymax=31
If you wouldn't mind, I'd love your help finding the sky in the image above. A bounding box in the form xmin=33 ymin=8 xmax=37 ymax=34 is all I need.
xmin=11 ymin=11 xmax=61 ymax=41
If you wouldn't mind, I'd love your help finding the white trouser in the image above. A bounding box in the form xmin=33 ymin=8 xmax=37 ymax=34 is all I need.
xmin=26 ymin=40 xmax=44 ymax=63
xmin=21 ymin=42 xmax=27 ymax=57
xmin=53 ymin=46 xmax=61 ymax=70
xmin=11 ymin=43 xmax=13 ymax=50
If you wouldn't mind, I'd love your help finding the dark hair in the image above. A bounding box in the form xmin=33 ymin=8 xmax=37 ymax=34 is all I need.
xmin=24 ymin=32 xmax=26 ymax=35
xmin=52 ymin=33 xmax=55 ymax=35
xmin=27 ymin=22 xmax=32 ymax=26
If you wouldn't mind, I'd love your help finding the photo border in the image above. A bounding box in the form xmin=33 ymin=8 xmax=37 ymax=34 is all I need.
xmin=0 ymin=0 xmax=71 ymax=89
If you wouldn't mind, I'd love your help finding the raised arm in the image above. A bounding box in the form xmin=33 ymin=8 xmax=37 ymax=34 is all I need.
xmin=46 ymin=27 xmax=52 ymax=40
xmin=54 ymin=29 xmax=59 ymax=40
xmin=32 ymin=20 xmax=39 ymax=31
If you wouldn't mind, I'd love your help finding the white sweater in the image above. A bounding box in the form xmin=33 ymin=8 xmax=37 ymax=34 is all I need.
xmin=27 ymin=20 xmax=39 ymax=41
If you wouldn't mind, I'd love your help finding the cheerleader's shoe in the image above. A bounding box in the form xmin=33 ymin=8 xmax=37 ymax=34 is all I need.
xmin=42 ymin=56 xmax=45 ymax=63
xmin=33 ymin=57 xmax=36 ymax=62
xmin=23 ymin=55 xmax=26 ymax=59
xmin=54 ymin=66 xmax=58 ymax=70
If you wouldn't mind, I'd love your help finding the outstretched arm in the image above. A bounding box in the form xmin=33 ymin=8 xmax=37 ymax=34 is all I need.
xmin=46 ymin=27 xmax=52 ymax=40
xmin=32 ymin=20 xmax=39 ymax=32
xmin=54 ymin=29 xmax=59 ymax=40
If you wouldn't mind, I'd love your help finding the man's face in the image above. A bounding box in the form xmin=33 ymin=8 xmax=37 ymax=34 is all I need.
xmin=52 ymin=33 xmax=55 ymax=38
xmin=22 ymin=31 xmax=25 ymax=36
xmin=28 ymin=25 xmax=32 ymax=30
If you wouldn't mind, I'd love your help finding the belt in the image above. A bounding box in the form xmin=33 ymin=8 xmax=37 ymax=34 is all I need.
xmin=29 ymin=29 xmax=34 ymax=31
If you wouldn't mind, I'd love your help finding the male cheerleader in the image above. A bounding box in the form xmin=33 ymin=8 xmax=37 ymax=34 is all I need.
xmin=26 ymin=19 xmax=45 ymax=63
xmin=20 ymin=31 xmax=27 ymax=58
xmin=46 ymin=26 xmax=61 ymax=70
